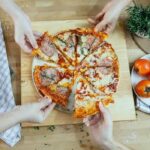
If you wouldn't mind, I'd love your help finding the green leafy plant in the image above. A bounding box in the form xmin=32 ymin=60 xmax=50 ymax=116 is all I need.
xmin=127 ymin=5 xmax=150 ymax=38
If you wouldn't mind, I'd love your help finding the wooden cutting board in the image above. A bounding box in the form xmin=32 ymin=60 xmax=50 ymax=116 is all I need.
xmin=21 ymin=20 xmax=136 ymax=127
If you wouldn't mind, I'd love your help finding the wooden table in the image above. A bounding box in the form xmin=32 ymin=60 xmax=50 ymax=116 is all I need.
xmin=0 ymin=0 xmax=150 ymax=150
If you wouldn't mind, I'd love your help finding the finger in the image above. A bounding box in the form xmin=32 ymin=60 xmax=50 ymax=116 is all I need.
xmin=26 ymin=31 xmax=38 ymax=49
xmin=38 ymin=98 xmax=52 ymax=109
xmin=104 ymin=23 xmax=116 ymax=34
xmin=95 ymin=10 xmax=105 ymax=20
xmin=88 ymin=113 xmax=101 ymax=126
xmin=83 ymin=117 xmax=90 ymax=126
xmin=104 ymin=27 xmax=112 ymax=34
xmin=83 ymin=117 xmax=88 ymax=123
xmin=19 ymin=43 xmax=32 ymax=53
xmin=33 ymin=31 xmax=42 ymax=40
xmin=88 ymin=18 xmax=97 ymax=25
xmin=43 ymin=103 xmax=56 ymax=118
xmin=99 ymin=102 xmax=112 ymax=125
xmin=33 ymin=31 xmax=42 ymax=37
xmin=15 ymin=34 xmax=32 ymax=53
xmin=84 ymin=113 xmax=101 ymax=127
xmin=94 ymin=20 xmax=106 ymax=32
xmin=83 ymin=117 xmax=90 ymax=127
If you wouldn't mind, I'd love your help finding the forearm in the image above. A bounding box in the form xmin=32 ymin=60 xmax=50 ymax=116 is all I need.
xmin=0 ymin=106 xmax=23 ymax=132
xmin=0 ymin=0 xmax=23 ymax=20
xmin=98 ymin=140 xmax=131 ymax=150
xmin=112 ymin=0 xmax=132 ymax=12
xmin=114 ymin=0 xmax=132 ymax=5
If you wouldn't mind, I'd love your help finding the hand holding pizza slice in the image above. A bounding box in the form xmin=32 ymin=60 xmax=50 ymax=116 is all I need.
xmin=74 ymin=77 xmax=113 ymax=118
xmin=33 ymin=65 xmax=74 ymax=106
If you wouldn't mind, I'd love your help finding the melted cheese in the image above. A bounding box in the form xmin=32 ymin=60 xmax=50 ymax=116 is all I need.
xmin=55 ymin=39 xmax=66 ymax=49
xmin=58 ymin=78 xmax=72 ymax=88
xmin=100 ymin=51 xmax=112 ymax=59
xmin=94 ymin=74 xmax=113 ymax=86
xmin=81 ymin=36 xmax=87 ymax=42
xmin=85 ymin=68 xmax=113 ymax=86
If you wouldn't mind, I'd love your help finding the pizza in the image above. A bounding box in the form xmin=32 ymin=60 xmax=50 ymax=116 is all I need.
xmin=53 ymin=31 xmax=77 ymax=66
xmin=32 ymin=28 xmax=119 ymax=118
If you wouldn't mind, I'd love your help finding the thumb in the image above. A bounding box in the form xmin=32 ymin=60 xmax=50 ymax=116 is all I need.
xmin=27 ymin=31 xmax=38 ymax=49
xmin=88 ymin=18 xmax=97 ymax=25
xmin=84 ymin=113 xmax=101 ymax=127
xmin=99 ymin=102 xmax=112 ymax=125
xmin=44 ymin=103 xmax=56 ymax=119
xmin=104 ymin=22 xmax=116 ymax=34
xmin=95 ymin=10 xmax=105 ymax=20
xmin=38 ymin=98 xmax=52 ymax=109
xmin=94 ymin=20 xmax=107 ymax=32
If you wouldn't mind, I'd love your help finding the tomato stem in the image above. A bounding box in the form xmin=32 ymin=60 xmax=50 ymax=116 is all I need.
xmin=145 ymin=87 xmax=150 ymax=93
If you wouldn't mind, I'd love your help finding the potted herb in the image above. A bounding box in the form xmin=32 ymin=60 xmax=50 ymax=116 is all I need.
xmin=127 ymin=5 xmax=150 ymax=39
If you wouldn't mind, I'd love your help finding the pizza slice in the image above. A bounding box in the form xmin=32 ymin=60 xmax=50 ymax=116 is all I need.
xmin=82 ymin=65 xmax=119 ymax=95
xmin=81 ymin=42 xmax=118 ymax=68
xmin=53 ymin=31 xmax=77 ymax=66
xmin=75 ymin=28 xmax=107 ymax=64
xmin=74 ymin=77 xmax=113 ymax=118
xmin=33 ymin=65 xmax=74 ymax=106
xmin=32 ymin=32 xmax=70 ymax=68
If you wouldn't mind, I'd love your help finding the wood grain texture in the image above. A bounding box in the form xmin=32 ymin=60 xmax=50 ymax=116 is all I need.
xmin=21 ymin=20 xmax=136 ymax=127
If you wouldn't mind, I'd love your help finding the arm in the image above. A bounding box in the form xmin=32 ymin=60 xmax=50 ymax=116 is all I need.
xmin=83 ymin=102 xmax=131 ymax=150
xmin=88 ymin=0 xmax=132 ymax=33
xmin=0 ymin=98 xmax=55 ymax=132
xmin=0 ymin=0 xmax=37 ymax=52
xmin=0 ymin=0 xmax=23 ymax=20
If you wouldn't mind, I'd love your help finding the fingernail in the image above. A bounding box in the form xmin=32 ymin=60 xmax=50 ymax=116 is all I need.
xmin=35 ymin=44 xmax=38 ymax=49
xmin=46 ymin=100 xmax=52 ymax=105
xmin=45 ymin=96 xmax=50 ymax=100
xmin=44 ymin=97 xmax=52 ymax=103
xmin=86 ymin=122 xmax=90 ymax=127
xmin=94 ymin=27 xmax=98 ymax=33
xmin=47 ymin=99 xmax=52 ymax=103
xmin=83 ymin=118 xmax=86 ymax=123
xmin=99 ymin=101 xmax=102 ymax=108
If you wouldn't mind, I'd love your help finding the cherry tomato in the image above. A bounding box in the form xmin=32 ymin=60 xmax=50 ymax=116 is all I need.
xmin=135 ymin=80 xmax=150 ymax=98
xmin=134 ymin=59 xmax=150 ymax=76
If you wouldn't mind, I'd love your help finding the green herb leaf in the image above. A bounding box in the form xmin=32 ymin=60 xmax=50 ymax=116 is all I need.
xmin=127 ymin=5 xmax=150 ymax=38
xmin=48 ymin=125 xmax=55 ymax=132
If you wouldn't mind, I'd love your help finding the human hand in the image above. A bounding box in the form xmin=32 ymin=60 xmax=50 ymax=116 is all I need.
xmin=88 ymin=0 xmax=131 ymax=33
xmin=83 ymin=102 xmax=113 ymax=146
xmin=17 ymin=97 xmax=55 ymax=123
xmin=13 ymin=12 xmax=38 ymax=53
xmin=0 ymin=0 xmax=38 ymax=52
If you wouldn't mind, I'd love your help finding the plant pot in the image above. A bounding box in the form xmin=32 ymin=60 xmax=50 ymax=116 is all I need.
xmin=134 ymin=31 xmax=150 ymax=39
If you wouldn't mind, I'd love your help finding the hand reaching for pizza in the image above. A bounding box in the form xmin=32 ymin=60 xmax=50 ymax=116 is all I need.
xmin=83 ymin=102 xmax=113 ymax=146
xmin=0 ymin=0 xmax=38 ymax=53
xmin=0 ymin=98 xmax=55 ymax=132
xmin=88 ymin=0 xmax=131 ymax=33
xmin=13 ymin=13 xmax=38 ymax=53
xmin=18 ymin=98 xmax=55 ymax=123
xmin=84 ymin=103 xmax=130 ymax=150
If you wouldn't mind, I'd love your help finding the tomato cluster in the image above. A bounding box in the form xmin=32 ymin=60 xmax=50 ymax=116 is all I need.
xmin=134 ymin=59 xmax=150 ymax=98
